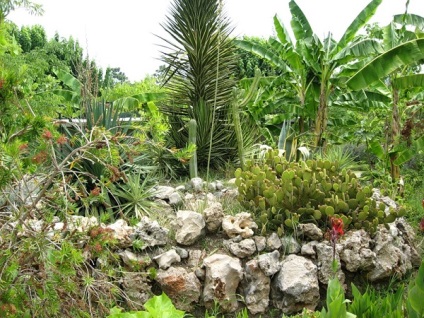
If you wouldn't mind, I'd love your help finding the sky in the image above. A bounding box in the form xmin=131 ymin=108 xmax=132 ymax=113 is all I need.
xmin=7 ymin=0 xmax=424 ymax=82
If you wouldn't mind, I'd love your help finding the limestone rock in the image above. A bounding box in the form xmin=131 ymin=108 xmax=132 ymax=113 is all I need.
xmin=301 ymin=241 xmax=318 ymax=257
xmin=367 ymin=225 xmax=413 ymax=281
xmin=281 ymin=236 xmax=301 ymax=254
xmin=227 ymin=238 xmax=256 ymax=258
xmin=271 ymin=255 xmax=319 ymax=314
xmin=168 ymin=191 xmax=183 ymax=206
xmin=131 ymin=217 xmax=169 ymax=249
xmin=204 ymin=202 xmax=224 ymax=233
xmin=156 ymin=267 xmax=201 ymax=312
xmin=339 ymin=230 xmax=375 ymax=272
xmin=267 ymin=232 xmax=282 ymax=251
xmin=203 ymin=254 xmax=243 ymax=313
xmin=315 ymin=242 xmax=345 ymax=285
xmin=222 ymin=212 xmax=258 ymax=239
xmin=118 ymin=249 xmax=151 ymax=269
xmin=253 ymin=236 xmax=267 ymax=252
xmin=175 ymin=210 xmax=205 ymax=245
xmin=244 ymin=259 xmax=270 ymax=315
xmin=298 ymin=223 xmax=323 ymax=241
xmin=153 ymin=185 xmax=175 ymax=200
xmin=189 ymin=177 xmax=204 ymax=192
xmin=154 ymin=249 xmax=181 ymax=270
xmin=258 ymin=250 xmax=281 ymax=276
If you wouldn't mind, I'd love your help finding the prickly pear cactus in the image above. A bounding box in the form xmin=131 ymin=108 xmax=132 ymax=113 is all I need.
xmin=234 ymin=149 xmax=405 ymax=234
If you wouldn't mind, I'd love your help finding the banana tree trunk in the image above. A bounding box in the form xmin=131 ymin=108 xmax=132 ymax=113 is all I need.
xmin=389 ymin=87 xmax=401 ymax=180
xmin=314 ymin=83 xmax=329 ymax=150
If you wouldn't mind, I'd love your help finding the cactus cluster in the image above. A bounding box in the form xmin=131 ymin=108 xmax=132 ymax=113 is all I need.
xmin=234 ymin=149 xmax=405 ymax=234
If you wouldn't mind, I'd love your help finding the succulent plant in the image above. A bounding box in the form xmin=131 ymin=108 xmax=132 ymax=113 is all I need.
xmin=235 ymin=149 xmax=403 ymax=234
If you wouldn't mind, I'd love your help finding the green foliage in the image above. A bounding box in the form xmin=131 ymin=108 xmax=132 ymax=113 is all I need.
xmin=235 ymin=149 xmax=404 ymax=233
xmin=113 ymin=173 xmax=157 ymax=219
xmin=347 ymin=283 xmax=404 ymax=318
xmin=107 ymin=293 xmax=185 ymax=318
xmin=406 ymin=259 xmax=424 ymax=317
xmin=321 ymin=277 xmax=356 ymax=318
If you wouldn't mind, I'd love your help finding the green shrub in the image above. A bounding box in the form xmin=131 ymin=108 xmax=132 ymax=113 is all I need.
xmin=234 ymin=149 xmax=405 ymax=234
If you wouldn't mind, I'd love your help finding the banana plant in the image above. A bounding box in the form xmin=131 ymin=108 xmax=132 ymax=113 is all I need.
xmin=345 ymin=14 xmax=424 ymax=180
xmin=236 ymin=0 xmax=383 ymax=150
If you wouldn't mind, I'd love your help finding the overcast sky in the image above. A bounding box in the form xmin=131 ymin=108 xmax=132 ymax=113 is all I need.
xmin=7 ymin=0 xmax=424 ymax=82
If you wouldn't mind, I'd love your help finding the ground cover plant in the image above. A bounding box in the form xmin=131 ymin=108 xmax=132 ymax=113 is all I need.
xmin=0 ymin=0 xmax=423 ymax=317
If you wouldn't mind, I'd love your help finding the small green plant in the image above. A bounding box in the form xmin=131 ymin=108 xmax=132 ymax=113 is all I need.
xmin=347 ymin=284 xmax=404 ymax=318
xmin=107 ymin=293 xmax=185 ymax=318
xmin=406 ymin=259 xmax=424 ymax=317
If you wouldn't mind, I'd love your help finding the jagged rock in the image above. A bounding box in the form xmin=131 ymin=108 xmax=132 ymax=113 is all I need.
xmin=244 ymin=259 xmax=270 ymax=315
xmin=301 ymin=241 xmax=318 ymax=257
xmin=227 ymin=238 xmax=256 ymax=258
xmin=175 ymin=247 xmax=189 ymax=259
xmin=189 ymin=177 xmax=204 ymax=192
xmin=222 ymin=212 xmax=258 ymax=239
xmin=156 ymin=267 xmax=202 ymax=312
xmin=131 ymin=217 xmax=169 ymax=249
xmin=271 ymin=255 xmax=320 ymax=314
xmin=204 ymin=202 xmax=224 ymax=233
xmin=121 ymin=272 xmax=151 ymax=310
xmin=168 ymin=192 xmax=183 ymax=206
xmin=367 ymin=224 xmax=413 ymax=281
xmin=175 ymin=185 xmax=186 ymax=192
xmin=154 ymin=249 xmax=181 ymax=270
xmin=195 ymin=267 xmax=206 ymax=281
xmin=175 ymin=210 xmax=205 ymax=245
xmin=281 ymin=236 xmax=301 ymax=254
xmin=298 ymin=223 xmax=323 ymax=241
xmin=188 ymin=249 xmax=205 ymax=268
xmin=203 ymin=254 xmax=243 ymax=313
xmin=254 ymin=236 xmax=267 ymax=252
xmin=258 ymin=250 xmax=281 ymax=276
xmin=118 ymin=249 xmax=151 ymax=269
xmin=215 ymin=180 xmax=224 ymax=190
xmin=339 ymin=230 xmax=375 ymax=272
xmin=267 ymin=232 xmax=282 ymax=251
xmin=396 ymin=218 xmax=422 ymax=267
xmin=208 ymin=181 xmax=218 ymax=192
xmin=153 ymin=185 xmax=175 ymax=200
xmin=315 ymin=242 xmax=345 ymax=285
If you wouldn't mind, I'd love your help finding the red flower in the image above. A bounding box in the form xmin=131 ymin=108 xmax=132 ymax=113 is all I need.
xmin=90 ymin=187 xmax=101 ymax=196
xmin=330 ymin=217 xmax=344 ymax=237
xmin=42 ymin=129 xmax=53 ymax=141
xmin=56 ymin=135 xmax=68 ymax=145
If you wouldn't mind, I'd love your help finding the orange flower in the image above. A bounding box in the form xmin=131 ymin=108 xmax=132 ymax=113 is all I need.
xmin=90 ymin=186 xmax=101 ymax=196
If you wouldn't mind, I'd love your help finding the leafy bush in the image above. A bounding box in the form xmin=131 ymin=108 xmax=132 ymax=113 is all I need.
xmin=107 ymin=293 xmax=185 ymax=318
xmin=235 ymin=149 xmax=405 ymax=234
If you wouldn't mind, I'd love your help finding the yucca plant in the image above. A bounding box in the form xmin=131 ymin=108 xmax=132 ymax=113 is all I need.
xmin=158 ymin=0 xmax=238 ymax=170
xmin=113 ymin=173 xmax=157 ymax=219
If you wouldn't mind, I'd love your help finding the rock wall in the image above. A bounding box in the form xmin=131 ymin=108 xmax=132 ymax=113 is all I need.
xmin=6 ymin=179 xmax=421 ymax=316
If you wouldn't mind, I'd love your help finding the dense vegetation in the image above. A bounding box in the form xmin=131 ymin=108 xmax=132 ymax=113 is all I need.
xmin=0 ymin=0 xmax=423 ymax=317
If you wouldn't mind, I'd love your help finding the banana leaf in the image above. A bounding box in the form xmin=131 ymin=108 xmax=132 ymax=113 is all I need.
xmin=346 ymin=38 xmax=424 ymax=90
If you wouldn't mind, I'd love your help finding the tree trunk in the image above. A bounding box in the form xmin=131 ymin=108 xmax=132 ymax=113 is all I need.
xmin=314 ymin=83 xmax=328 ymax=151
xmin=389 ymin=88 xmax=401 ymax=180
